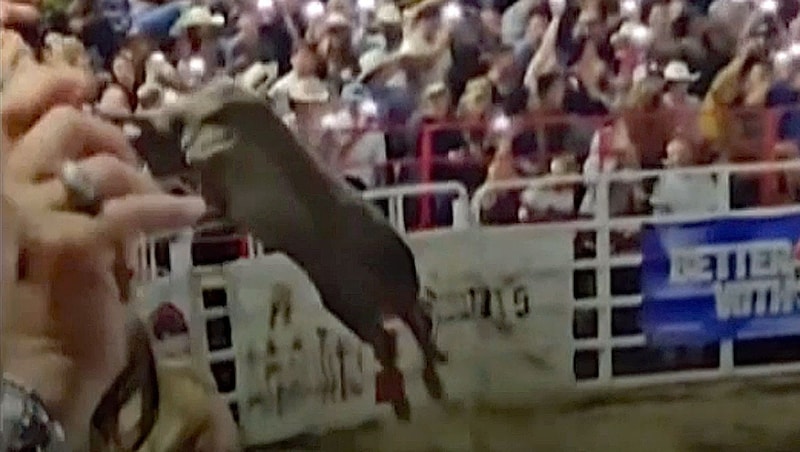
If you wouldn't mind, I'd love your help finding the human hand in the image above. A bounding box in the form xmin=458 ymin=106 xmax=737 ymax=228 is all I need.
xmin=0 ymin=63 xmax=206 ymax=448
xmin=0 ymin=30 xmax=33 ymax=96
xmin=0 ymin=0 xmax=40 ymax=26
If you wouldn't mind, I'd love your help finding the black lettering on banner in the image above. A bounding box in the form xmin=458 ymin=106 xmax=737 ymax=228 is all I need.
xmin=463 ymin=286 xmax=533 ymax=320
xmin=513 ymin=286 xmax=530 ymax=318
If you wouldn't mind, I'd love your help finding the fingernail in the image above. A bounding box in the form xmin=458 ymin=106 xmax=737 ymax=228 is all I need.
xmin=182 ymin=196 xmax=207 ymax=217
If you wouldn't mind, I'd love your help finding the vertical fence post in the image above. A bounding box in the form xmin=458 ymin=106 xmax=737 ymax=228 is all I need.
xmin=451 ymin=194 xmax=470 ymax=230
xmin=717 ymin=167 xmax=734 ymax=375
xmin=594 ymin=174 xmax=613 ymax=383
xmin=419 ymin=125 xmax=434 ymax=229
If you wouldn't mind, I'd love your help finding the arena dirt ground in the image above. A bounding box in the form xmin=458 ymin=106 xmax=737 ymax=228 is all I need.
xmin=252 ymin=374 xmax=800 ymax=452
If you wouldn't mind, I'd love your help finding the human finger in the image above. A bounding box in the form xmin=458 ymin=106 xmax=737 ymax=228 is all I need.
xmin=0 ymin=29 xmax=34 ymax=81
xmin=31 ymin=155 xmax=161 ymax=210
xmin=0 ymin=2 xmax=40 ymax=26
xmin=1 ymin=64 xmax=90 ymax=140
xmin=7 ymin=106 xmax=137 ymax=181
xmin=99 ymin=194 xmax=206 ymax=239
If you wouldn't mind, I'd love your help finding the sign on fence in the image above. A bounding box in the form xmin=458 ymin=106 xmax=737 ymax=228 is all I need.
xmin=408 ymin=227 xmax=575 ymax=401
xmin=224 ymin=255 xmax=379 ymax=445
xmin=641 ymin=213 xmax=800 ymax=347
xmin=222 ymin=228 xmax=575 ymax=444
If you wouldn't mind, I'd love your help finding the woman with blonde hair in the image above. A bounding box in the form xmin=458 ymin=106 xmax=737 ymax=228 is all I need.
xmin=456 ymin=78 xmax=493 ymax=161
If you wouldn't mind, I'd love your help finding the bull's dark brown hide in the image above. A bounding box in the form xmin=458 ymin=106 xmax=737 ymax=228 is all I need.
xmin=125 ymin=81 xmax=421 ymax=346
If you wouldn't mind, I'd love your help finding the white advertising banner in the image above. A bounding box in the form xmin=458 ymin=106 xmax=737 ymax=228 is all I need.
xmin=224 ymin=255 xmax=380 ymax=446
xmin=220 ymin=226 xmax=575 ymax=444
xmin=408 ymin=227 xmax=576 ymax=403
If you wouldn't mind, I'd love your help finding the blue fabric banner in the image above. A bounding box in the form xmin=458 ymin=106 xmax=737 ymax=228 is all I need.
xmin=640 ymin=213 xmax=800 ymax=346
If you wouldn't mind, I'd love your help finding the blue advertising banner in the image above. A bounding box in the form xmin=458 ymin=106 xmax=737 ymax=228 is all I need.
xmin=641 ymin=213 xmax=800 ymax=346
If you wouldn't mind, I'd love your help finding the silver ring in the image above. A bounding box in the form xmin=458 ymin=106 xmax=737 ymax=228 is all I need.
xmin=60 ymin=160 xmax=101 ymax=216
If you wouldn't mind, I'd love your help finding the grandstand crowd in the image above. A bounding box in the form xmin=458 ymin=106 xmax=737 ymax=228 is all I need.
xmin=3 ymin=0 xmax=800 ymax=231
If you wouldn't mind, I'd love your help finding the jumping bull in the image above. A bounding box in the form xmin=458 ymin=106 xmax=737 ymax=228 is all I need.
xmin=114 ymin=81 xmax=447 ymax=419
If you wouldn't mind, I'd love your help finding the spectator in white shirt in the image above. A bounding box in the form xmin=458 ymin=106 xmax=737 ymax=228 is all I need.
xmin=269 ymin=42 xmax=321 ymax=117
xmin=650 ymin=136 xmax=719 ymax=215
xmin=661 ymin=59 xmax=701 ymax=108
xmin=283 ymin=76 xmax=335 ymax=162
xmin=519 ymin=154 xmax=578 ymax=221
xmin=334 ymin=83 xmax=388 ymax=189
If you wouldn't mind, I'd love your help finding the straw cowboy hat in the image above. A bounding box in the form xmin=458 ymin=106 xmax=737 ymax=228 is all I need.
xmin=403 ymin=0 xmax=446 ymax=21
xmin=170 ymin=5 xmax=225 ymax=36
xmin=397 ymin=32 xmax=431 ymax=59
xmin=236 ymin=61 xmax=279 ymax=97
xmin=422 ymin=81 xmax=448 ymax=100
xmin=663 ymin=60 xmax=700 ymax=83
xmin=358 ymin=48 xmax=400 ymax=82
xmin=375 ymin=3 xmax=402 ymax=25
xmin=322 ymin=12 xmax=351 ymax=30
xmin=464 ymin=76 xmax=491 ymax=96
xmin=458 ymin=88 xmax=490 ymax=114
xmin=610 ymin=21 xmax=651 ymax=47
xmin=288 ymin=77 xmax=330 ymax=103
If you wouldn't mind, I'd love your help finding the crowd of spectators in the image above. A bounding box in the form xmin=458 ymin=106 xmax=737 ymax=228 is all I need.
xmin=3 ymin=0 xmax=800 ymax=230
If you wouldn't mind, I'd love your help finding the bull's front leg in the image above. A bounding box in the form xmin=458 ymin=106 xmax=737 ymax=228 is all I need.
xmin=373 ymin=328 xmax=411 ymax=420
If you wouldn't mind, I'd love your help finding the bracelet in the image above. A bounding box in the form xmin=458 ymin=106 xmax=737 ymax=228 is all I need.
xmin=1 ymin=374 xmax=67 ymax=451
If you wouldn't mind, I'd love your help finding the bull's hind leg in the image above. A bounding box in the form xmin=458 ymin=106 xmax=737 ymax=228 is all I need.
xmin=402 ymin=301 xmax=447 ymax=401
xmin=373 ymin=328 xmax=411 ymax=420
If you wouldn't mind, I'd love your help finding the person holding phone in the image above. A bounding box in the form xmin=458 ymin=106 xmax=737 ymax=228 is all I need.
xmin=1 ymin=55 xmax=206 ymax=450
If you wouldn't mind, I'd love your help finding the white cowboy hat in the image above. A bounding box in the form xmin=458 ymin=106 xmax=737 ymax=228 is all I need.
xmin=375 ymin=3 xmax=402 ymax=24
xmin=288 ymin=77 xmax=330 ymax=103
xmin=610 ymin=21 xmax=651 ymax=47
xmin=397 ymin=35 xmax=426 ymax=58
xmin=403 ymin=0 xmax=445 ymax=22
xmin=323 ymin=12 xmax=351 ymax=30
xmin=663 ymin=60 xmax=700 ymax=83
xmin=358 ymin=49 xmax=399 ymax=82
xmin=170 ymin=6 xmax=225 ymax=36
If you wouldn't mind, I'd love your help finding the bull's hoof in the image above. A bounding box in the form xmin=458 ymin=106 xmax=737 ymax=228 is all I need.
xmin=392 ymin=397 xmax=411 ymax=421
xmin=422 ymin=365 xmax=444 ymax=400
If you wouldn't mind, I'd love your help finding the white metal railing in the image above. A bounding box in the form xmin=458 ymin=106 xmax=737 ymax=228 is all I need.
xmin=472 ymin=159 xmax=800 ymax=385
xmin=139 ymin=160 xmax=800 ymax=394
xmin=361 ymin=181 xmax=470 ymax=233
xmin=135 ymin=181 xmax=470 ymax=279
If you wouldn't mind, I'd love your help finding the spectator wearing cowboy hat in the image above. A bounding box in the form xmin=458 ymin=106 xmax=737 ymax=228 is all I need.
xmin=269 ymin=41 xmax=321 ymax=118
xmin=405 ymin=81 xmax=465 ymax=224
xmin=171 ymin=5 xmax=225 ymax=87
xmin=662 ymin=59 xmax=700 ymax=108
xmin=284 ymin=76 xmax=335 ymax=161
xmin=356 ymin=47 xmax=416 ymax=136
xmin=334 ymin=83 xmax=388 ymax=190
xmin=375 ymin=2 xmax=404 ymax=52
xmin=398 ymin=0 xmax=453 ymax=91
xmin=318 ymin=12 xmax=359 ymax=93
